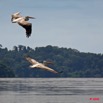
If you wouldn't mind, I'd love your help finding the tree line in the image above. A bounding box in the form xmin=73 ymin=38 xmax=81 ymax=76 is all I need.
xmin=0 ymin=44 xmax=103 ymax=77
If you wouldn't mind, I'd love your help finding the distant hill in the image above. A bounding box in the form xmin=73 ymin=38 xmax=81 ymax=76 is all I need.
xmin=0 ymin=44 xmax=103 ymax=77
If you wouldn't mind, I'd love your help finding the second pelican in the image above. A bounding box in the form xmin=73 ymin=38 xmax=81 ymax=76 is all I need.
xmin=25 ymin=57 xmax=59 ymax=74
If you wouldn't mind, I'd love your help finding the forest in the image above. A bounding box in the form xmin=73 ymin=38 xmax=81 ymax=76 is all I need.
xmin=0 ymin=44 xmax=103 ymax=78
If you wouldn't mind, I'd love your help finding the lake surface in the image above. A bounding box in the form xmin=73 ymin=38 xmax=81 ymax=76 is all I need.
xmin=0 ymin=78 xmax=103 ymax=103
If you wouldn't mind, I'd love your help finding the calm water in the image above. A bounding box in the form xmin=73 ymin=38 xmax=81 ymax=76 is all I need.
xmin=0 ymin=78 xmax=103 ymax=103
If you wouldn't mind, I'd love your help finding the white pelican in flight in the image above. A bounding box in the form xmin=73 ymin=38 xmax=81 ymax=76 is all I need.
xmin=25 ymin=57 xmax=59 ymax=74
xmin=11 ymin=12 xmax=35 ymax=38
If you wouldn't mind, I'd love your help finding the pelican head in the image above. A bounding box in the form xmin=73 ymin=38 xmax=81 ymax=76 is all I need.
xmin=14 ymin=12 xmax=21 ymax=15
xmin=25 ymin=16 xmax=36 ymax=21
xmin=11 ymin=12 xmax=22 ymax=22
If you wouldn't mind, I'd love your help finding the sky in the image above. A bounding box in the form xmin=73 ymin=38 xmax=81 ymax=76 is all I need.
xmin=0 ymin=0 xmax=103 ymax=53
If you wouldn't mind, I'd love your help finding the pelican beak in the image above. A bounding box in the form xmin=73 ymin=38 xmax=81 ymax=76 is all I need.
xmin=15 ymin=12 xmax=21 ymax=15
xmin=28 ymin=16 xmax=36 ymax=19
xmin=11 ymin=16 xmax=13 ymax=22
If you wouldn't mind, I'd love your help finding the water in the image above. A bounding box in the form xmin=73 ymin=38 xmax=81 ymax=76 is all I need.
xmin=0 ymin=78 xmax=103 ymax=103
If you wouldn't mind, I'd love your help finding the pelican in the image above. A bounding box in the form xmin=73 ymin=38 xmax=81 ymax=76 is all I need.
xmin=11 ymin=12 xmax=35 ymax=38
xmin=25 ymin=57 xmax=59 ymax=74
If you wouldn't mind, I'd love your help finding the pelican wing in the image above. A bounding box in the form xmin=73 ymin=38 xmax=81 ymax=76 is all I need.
xmin=26 ymin=57 xmax=58 ymax=74
xmin=37 ymin=64 xmax=58 ymax=74
xmin=26 ymin=57 xmax=39 ymax=65
xmin=18 ymin=21 xmax=32 ymax=37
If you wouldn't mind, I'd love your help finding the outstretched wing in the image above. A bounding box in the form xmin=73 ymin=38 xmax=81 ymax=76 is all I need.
xmin=37 ymin=64 xmax=58 ymax=74
xmin=18 ymin=21 xmax=32 ymax=38
xmin=25 ymin=57 xmax=39 ymax=65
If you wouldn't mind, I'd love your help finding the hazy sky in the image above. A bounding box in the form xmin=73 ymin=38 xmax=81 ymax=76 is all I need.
xmin=1 ymin=0 xmax=103 ymax=53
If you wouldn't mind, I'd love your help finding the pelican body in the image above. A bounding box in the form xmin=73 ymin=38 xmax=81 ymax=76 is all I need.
xmin=25 ymin=57 xmax=58 ymax=74
xmin=11 ymin=12 xmax=35 ymax=38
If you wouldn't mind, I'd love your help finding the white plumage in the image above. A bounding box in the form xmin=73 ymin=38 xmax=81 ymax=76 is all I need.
xmin=11 ymin=12 xmax=35 ymax=38
xmin=25 ymin=57 xmax=58 ymax=74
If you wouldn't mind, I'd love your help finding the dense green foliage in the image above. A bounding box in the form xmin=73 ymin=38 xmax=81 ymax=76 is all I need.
xmin=0 ymin=44 xmax=103 ymax=77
